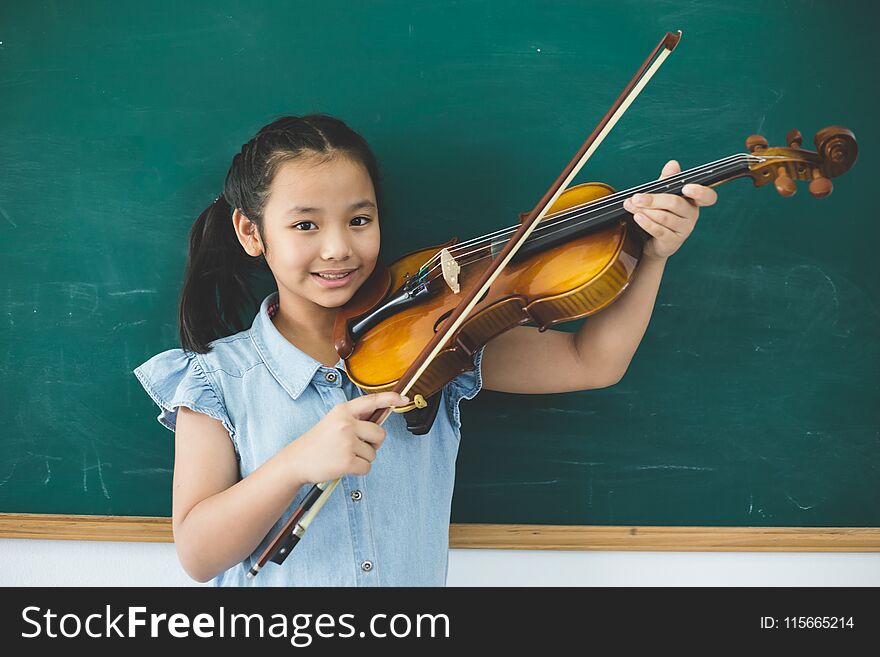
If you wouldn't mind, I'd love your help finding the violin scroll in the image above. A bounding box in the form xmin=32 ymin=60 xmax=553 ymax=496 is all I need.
xmin=744 ymin=126 xmax=857 ymax=198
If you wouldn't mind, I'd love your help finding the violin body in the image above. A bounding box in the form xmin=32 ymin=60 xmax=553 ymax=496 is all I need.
xmin=333 ymin=182 xmax=643 ymax=403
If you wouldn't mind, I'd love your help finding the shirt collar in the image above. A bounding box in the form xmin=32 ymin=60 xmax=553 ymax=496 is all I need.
xmin=249 ymin=291 xmax=344 ymax=400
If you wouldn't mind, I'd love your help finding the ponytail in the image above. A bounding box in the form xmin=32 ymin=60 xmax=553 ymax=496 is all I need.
xmin=178 ymin=193 xmax=262 ymax=354
xmin=177 ymin=113 xmax=385 ymax=354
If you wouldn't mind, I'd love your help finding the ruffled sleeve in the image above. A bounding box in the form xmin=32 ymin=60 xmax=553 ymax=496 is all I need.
xmin=444 ymin=345 xmax=486 ymax=432
xmin=133 ymin=348 xmax=240 ymax=461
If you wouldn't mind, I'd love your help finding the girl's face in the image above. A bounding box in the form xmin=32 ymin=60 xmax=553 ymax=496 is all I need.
xmin=241 ymin=154 xmax=380 ymax=312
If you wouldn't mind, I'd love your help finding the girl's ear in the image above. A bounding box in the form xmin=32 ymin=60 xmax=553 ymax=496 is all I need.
xmin=232 ymin=208 xmax=264 ymax=257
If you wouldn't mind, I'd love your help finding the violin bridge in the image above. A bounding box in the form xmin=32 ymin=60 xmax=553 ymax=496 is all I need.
xmin=439 ymin=248 xmax=461 ymax=294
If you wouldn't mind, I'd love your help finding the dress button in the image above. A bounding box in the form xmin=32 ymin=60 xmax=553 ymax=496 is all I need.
xmin=350 ymin=489 xmax=362 ymax=501
xmin=325 ymin=372 xmax=337 ymax=382
xmin=361 ymin=560 xmax=373 ymax=572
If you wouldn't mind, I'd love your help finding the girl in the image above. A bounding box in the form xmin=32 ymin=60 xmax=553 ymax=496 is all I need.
xmin=133 ymin=114 xmax=717 ymax=586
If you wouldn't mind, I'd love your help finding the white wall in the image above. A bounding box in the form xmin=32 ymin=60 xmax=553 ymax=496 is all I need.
xmin=1 ymin=539 xmax=878 ymax=586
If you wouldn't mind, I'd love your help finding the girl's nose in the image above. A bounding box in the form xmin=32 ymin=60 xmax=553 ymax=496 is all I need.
xmin=320 ymin=226 xmax=354 ymax=261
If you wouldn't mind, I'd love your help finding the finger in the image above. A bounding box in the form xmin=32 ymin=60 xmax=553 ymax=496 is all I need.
xmin=355 ymin=419 xmax=387 ymax=446
xmin=625 ymin=192 xmax=695 ymax=219
xmin=350 ymin=391 xmax=410 ymax=419
xmin=658 ymin=159 xmax=681 ymax=180
xmin=632 ymin=208 xmax=687 ymax=236
xmin=633 ymin=213 xmax=678 ymax=240
xmin=682 ymin=183 xmax=718 ymax=207
xmin=353 ymin=440 xmax=378 ymax=463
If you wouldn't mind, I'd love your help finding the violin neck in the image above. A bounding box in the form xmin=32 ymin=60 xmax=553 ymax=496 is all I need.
xmin=487 ymin=154 xmax=754 ymax=263
xmin=616 ymin=153 xmax=752 ymax=199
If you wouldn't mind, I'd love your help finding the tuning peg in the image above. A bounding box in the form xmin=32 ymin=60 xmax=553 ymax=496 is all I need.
xmin=774 ymin=166 xmax=796 ymax=197
xmin=808 ymin=168 xmax=833 ymax=198
xmin=746 ymin=134 xmax=768 ymax=153
xmin=786 ymin=129 xmax=803 ymax=149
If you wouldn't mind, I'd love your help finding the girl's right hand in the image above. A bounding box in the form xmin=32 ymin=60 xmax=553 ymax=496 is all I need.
xmin=291 ymin=391 xmax=410 ymax=483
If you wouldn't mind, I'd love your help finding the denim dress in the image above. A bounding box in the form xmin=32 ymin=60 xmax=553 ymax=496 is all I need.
xmin=133 ymin=291 xmax=485 ymax=586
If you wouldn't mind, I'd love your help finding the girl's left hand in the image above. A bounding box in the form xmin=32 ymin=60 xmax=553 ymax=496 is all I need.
xmin=622 ymin=159 xmax=718 ymax=260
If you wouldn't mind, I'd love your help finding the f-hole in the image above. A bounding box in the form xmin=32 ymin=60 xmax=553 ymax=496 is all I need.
xmin=433 ymin=309 xmax=454 ymax=333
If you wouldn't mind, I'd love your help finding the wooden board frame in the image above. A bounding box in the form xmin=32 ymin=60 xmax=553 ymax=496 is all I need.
xmin=1 ymin=514 xmax=878 ymax=552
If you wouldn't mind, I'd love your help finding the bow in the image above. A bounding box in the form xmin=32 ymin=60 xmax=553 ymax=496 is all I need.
xmin=248 ymin=30 xmax=684 ymax=577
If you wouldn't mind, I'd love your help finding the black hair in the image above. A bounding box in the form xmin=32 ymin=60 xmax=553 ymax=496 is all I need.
xmin=178 ymin=114 xmax=385 ymax=353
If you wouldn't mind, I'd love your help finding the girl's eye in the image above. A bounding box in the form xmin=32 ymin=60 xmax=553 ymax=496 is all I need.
xmin=291 ymin=216 xmax=373 ymax=231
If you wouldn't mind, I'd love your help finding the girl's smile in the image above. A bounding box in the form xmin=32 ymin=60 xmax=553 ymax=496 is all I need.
xmin=311 ymin=267 xmax=359 ymax=287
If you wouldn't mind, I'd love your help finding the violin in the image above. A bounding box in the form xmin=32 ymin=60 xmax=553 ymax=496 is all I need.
xmin=247 ymin=30 xmax=858 ymax=577
xmin=335 ymin=123 xmax=858 ymax=433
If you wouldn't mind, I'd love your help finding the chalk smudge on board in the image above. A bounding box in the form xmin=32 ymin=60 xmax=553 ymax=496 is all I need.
xmin=111 ymin=319 xmax=147 ymax=332
xmin=82 ymin=447 xmax=111 ymax=499
xmin=122 ymin=468 xmax=172 ymax=475
xmin=631 ymin=464 xmax=715 ymax=472
xmin=108 ymin=289 xmax=157 ymax=296
xmin=0 ymin=205 xmax=16 ymax=228
xmin=756 ymin=88 xmax=786 ymax=133
xmin=0 ymin=462 xmax=17 ymax=487
xmin=95 ymin=450 xmax=110 ymax=499
xmin=465 ymin=479 xmax=560 ymax=488
xmin=785 ymin=492 xmax=820 ymax=511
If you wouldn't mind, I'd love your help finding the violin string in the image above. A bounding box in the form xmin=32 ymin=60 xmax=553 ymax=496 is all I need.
xmin=447 ymin=156 xmax=749 ymax=270
xmin=417 ymin=153 xmax=750 ymax=277
xmin=411 ymin=153 xmax=761 ymax=288
xmin=447 ymin=153 xmax=751 ymax=262
xmin=413 ymin=154 xmax=757 ymax=289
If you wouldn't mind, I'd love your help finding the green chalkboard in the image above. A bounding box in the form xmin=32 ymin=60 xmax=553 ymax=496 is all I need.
xmin=1 ymin=1 xmax=876 ymax=529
